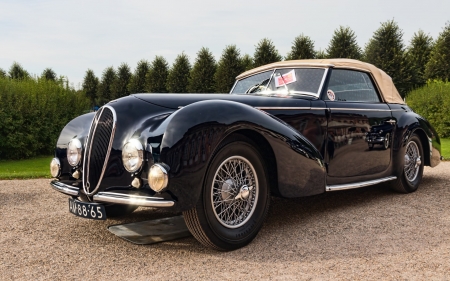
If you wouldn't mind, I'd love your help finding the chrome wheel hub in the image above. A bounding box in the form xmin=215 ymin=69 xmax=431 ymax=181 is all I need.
xmin=211 ymin=156 xmax=259 ymax=229
xmin=404 ymin=141 xmax=421 ymax=182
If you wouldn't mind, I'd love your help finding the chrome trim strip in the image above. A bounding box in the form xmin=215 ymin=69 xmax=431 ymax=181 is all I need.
xmin=329 ymin=108 xmax=395 ymax=112
xmin=50 ymin=180 xmax=80 ymax=196
xmin=326 ymin=176 xmax=397 ymax=191
xmin=83 ymin=105 xmax=118 ymax=196
xmin=255 ymin=107 xmax=324 ymax=110
xmin=93 ymin=192 xmax=175 ymax=207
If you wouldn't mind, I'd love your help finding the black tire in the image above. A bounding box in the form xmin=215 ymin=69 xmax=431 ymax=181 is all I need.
xmin=368 ymin=143 xmax=374 ymax=150
xmin=104 ymin=204 xmax=138 ymax=217
xmin=390 ymin=134 xmax=424 ymax=193
xmin=183 ymin=136 xmax=270 ymax=251
xmin=383 ymin=133 xmax=390 ymax=150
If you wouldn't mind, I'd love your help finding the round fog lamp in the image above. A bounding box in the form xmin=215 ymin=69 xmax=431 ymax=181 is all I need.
xmin=122 ymin=139 xmax=144 ymax=173
xmin=50 ymin=158 xmax=61 ymax=178
xmin=67 ymin=138 xmax=82 ymax=166
xmin=148 ymin=164 xmax=168 ymax=192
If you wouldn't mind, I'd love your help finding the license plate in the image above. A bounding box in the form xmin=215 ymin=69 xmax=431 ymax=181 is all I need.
xmin=69 ymin=198 xmax=106 ymax=220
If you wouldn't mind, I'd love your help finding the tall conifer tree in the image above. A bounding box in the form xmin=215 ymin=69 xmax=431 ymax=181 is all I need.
xmin=285 ymin=34 xmax=316 ymax=60
xmin=188 ymin=47 xmax=216 ymax=93
xmin=253 ymin=38 xmax=282 ymax=67
xmin=114 ymin=63 xmax=132 ymax=98
xmin=364 ymin=20 xmax=412 ymax=97
xmin=167 ymin=53 xmax=191 ymax=93
xmin=128 ymin=60 xmax=150 ymax=94
xmin=326 ymin=26 xmax=362 ymax=59
xmin=146 ymin=56 xmax=169 ymax=93
xmin=41 ymin=68 xmax=57 ymax=81
xmin=82 ymin=69 xmax=99 ymax=107
xmin=98 ymin=66 xmax=117 ymax=105
xmin=214 ymin=45 xmax=245 ymax=93
xmin=425 ymin=23 xmax=450 ymax=81
xmin=407 ymin=30 xmax=433 ymax=88
xmin=8 ymin=62 xmax=29 ymax=80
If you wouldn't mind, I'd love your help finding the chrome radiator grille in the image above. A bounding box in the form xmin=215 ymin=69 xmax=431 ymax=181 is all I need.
xmin=83 ymin=106 xmax=117 ymax=195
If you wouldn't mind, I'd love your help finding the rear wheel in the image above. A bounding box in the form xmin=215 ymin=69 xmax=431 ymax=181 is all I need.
xmin=183 ymin=136 xmax=270 ymax=251
xmin=390 ymin=134 xmax=424 ymax=193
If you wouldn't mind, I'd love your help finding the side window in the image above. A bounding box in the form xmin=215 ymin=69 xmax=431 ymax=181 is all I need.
xmin=324 ymin=69 xmax=380 ymax=102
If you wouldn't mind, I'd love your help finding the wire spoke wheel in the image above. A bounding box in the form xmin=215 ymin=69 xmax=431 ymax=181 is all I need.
xmin=404 ymin=140 xmax=421 ymax=182
xmin=211 ymin=156 xmax=258 ymax=228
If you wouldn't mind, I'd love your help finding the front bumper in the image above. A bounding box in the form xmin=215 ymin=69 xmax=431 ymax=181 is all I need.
xmin=50 ymin=180 xmax=175 ymax=208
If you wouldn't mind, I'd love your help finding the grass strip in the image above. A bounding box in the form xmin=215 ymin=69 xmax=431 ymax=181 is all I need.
xmin=0 ymin=156 xmax=52 ymax=180
xmin=441 ymin=138 xmax=450 ymax=160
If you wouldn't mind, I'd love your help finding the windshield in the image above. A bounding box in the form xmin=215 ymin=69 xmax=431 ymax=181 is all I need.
xmin=230 ymin=68 xmax=327 ymax=98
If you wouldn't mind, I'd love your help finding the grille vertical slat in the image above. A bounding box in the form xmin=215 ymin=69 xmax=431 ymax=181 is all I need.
xmin=83 ymin=107 xmax=116 ymax=196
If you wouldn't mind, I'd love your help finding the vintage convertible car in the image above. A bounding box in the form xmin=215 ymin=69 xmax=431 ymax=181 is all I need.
xmin=50 ymin=59 xmax=441 ymax=251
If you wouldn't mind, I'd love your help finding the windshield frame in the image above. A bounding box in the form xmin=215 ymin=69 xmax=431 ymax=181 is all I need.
xmin=230 ymin=67 xmax=329 ymax=98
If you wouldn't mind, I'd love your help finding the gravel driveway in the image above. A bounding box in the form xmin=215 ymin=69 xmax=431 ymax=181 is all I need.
xmin=1 ymin=163 xmax=449 ymax=280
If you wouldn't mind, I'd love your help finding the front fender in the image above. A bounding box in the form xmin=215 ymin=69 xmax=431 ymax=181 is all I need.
xmin=160 ymin=100 xmax=326 ymax=211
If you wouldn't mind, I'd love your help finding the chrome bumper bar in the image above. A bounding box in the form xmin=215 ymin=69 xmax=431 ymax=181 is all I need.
xmin=50 ymin=181 xmax=175 ymax=208
xmin=93 ymin=192 xmax=175 ymax=207
xmin=50 ymin=180 xmax=80 ymax=196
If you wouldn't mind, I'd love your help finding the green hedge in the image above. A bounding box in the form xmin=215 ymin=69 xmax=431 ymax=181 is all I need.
xmin=406 ymin=80 xmax=450 ymax=138
xmin=0 ymin=77 xmax=90 ymax=159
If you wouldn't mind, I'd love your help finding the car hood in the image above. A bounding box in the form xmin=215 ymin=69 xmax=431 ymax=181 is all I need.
xmin=132 ymin=93 xmax=315 ymax=109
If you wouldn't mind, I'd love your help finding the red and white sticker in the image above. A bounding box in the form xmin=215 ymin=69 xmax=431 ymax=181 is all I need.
xmin=274 ymin=70 xmax=297 ymax=88
xmin=327 ymin=89 xmax=335 ymax=101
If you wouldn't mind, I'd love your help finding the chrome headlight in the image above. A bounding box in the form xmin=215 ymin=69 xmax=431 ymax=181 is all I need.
xmin=148 ymin=164 xmax=169 ymax=192
xmin=50 ymin=158 xmax=61 ymax=178
xmin=67 ymin=138 xmax=82 ymax=166
xmin=122 ymin=139 xmax=144 ymax=173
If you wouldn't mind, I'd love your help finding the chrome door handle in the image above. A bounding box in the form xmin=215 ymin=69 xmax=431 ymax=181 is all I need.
xmin=386 ymin=119 xmax=396 ymax=125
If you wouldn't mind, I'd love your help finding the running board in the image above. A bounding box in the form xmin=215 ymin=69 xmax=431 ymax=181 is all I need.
xmin=326 ymin=176 xmax=397 ymax=192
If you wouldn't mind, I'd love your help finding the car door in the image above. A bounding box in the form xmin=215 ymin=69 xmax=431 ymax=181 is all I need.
xmin=324 ymin=69 xmax=395 ymax=182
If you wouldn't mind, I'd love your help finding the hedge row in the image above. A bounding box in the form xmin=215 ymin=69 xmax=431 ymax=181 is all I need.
xmin=0 ymin=77 xmax=90 ymax=159
xmin=406 ymin=80 xmax=450 ymax=138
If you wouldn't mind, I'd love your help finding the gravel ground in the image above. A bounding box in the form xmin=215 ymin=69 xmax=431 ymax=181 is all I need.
xmin=1 ymin=163 xmax=449 ymax=280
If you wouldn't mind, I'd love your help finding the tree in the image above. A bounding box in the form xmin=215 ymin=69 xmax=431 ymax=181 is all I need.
xmin=188 ymin=47 xmax=216 ymax=93
xmin=316 ymin=50 xmax=327 ymax=59
xmin=41 ymin=68 xmax=57 ymax=81
xmin=128 ymin=60 xmax=150 ymax=94
xmin=241 ymin=54 xmax=253 ymax=71
xmin=98 ymin=66 xmax=117 ymax=104
xmin=82 ymin=69 xmax=99 ymax=107
xmin=114 ymin=63 xmax=132 ymax=98
xmin=285 ymin=34 xmax=316 ymax=60
xmin=0 ymin=68 xmax=6 ymax=78
xmin=326 ymin=26 xmax=362 ymax=59
xmin=8 ymin=62 xmax=29 ymax=80
xmin=214 ymin=45 xmax=245 ymax=93
xmin=146 ymin=56 xmax=169 ymax=93
xmin=167 ymin=53 xmax=191 ymax=93
xmin=425 ymin=23 xmax=450 ymax=81
xmin=364 ymin=20 xmax=413 ymax=97
xmin=407 ymin=30 xmax=434 ymax=89
xmin=253 ymin=38 xmax=282 ymax=67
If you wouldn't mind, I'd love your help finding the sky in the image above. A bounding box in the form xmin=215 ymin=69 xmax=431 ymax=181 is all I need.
xmin=1 ymin=0 xmax=449 ymax=89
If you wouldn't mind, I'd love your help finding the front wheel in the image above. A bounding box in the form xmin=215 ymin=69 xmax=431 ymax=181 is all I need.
xmin=390 ymin=134 xmax=424 ymax=193
xmin=183 ymin=137 xmax=270 ymax=251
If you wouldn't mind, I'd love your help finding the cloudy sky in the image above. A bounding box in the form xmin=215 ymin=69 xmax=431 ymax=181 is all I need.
xmin=1 ymin=0 xmax=449 ymax=89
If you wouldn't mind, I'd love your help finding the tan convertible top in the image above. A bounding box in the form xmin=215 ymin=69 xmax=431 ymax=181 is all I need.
xmin=236 ymin=59 xmax=404 ymax=104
